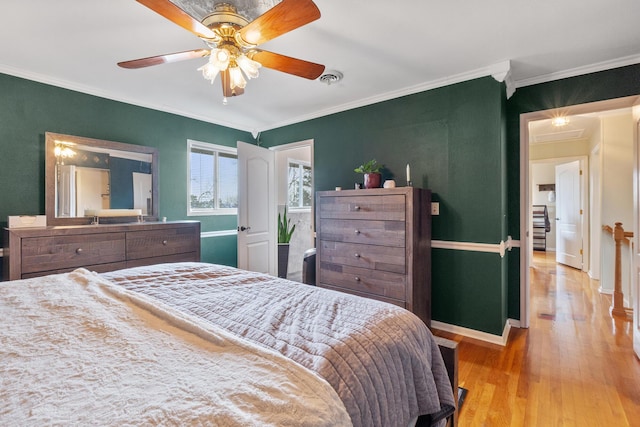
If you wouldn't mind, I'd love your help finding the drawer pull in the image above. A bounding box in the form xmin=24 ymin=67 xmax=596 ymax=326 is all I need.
xmin=354 ymin=205 xmax=360 ymax=211
xmin=354 ymin=253 xmax=361 ymax=258
xmin=162 ymin=240 xmax=168 ymax=245
xmin=354 ymin=229 xmax=360 ymax=235
xmin=354 ymin=276 xmax=361 ymax=282
xmin=75 ymin=248 xmax=83 ymax=254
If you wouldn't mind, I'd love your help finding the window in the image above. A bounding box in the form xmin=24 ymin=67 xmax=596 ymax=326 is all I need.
xmin=288 ymin=160 xmax=312 ymax=209
xmin=187 ymin=140 xmax=237 ymax=215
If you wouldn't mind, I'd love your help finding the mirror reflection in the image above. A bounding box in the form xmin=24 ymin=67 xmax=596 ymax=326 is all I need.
xmin=46 ymin=133 xmax=159 ymax=225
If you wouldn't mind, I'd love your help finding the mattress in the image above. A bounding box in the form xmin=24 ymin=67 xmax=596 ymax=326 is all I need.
xmin=103 ymin=262 xmax=455 ymax=427
xmin=0 ymin=268 xmax=350 ymax=426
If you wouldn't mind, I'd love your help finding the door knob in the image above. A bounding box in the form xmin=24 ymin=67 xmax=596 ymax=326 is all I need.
xmin=238 ymin=226 xmax=251 ymax=231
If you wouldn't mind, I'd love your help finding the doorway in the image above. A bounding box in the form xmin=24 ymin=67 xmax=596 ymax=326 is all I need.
xmin=520 ymin=95 xmax=640 ymax=329
xmin=271 ymin=139 xmax=314 ymax=282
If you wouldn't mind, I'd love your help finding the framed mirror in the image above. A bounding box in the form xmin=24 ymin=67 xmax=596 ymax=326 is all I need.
xmin=45 ymin=132 xmax=159 ymax=226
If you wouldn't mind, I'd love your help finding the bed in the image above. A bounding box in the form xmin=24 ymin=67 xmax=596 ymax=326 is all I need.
xmin=1 ymin=262 xmax=456 ymax=426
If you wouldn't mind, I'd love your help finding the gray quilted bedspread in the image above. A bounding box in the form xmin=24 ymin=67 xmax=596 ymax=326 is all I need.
xmin=102 ymin=262 xmax=455 ymax=427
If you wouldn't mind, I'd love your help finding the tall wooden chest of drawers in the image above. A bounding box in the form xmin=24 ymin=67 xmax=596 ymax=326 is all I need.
xmin=315 ymin=187 xmax=432 ymax=326
xmin=3 ymin=221 xmax=200 ymax=281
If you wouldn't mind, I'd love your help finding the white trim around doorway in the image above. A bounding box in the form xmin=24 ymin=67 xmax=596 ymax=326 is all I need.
xmin=519 ymin=95 xmax=640 ymax=329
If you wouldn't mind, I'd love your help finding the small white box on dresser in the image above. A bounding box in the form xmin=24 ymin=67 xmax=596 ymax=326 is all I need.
xmin=7 ymin=215 xmax=47 ymax=229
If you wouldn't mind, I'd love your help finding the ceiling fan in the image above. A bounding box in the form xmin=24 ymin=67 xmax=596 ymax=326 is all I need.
xmin=118 ymin=0 xmax=325 ymax=100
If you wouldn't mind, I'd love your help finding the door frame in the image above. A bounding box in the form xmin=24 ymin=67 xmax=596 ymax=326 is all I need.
xmin=529 ymin=156 xmax=588 ymax=262
xmin=634 ymin=114 xmax=640 ymax=359
xmin=519 ymin=96 xmax=640 ymax=328
xmin=269 ymin=138 xmax=315 ymax=226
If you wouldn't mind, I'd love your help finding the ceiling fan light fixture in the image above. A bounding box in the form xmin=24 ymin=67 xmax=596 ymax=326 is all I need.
xmin=198 ymin=48 xmax=233 ymax=83
xmin=198 ymin=62 xmax=220 ymax=82
xmin=237 ymin=54 xmax=261 ymax=79
xmin=229 ymin=66 xmax=247 ymax=89
xmin=211 ymin=48 xmax=231 ymax=69
xmin=121 ymin=0 xmax=325 ymax=99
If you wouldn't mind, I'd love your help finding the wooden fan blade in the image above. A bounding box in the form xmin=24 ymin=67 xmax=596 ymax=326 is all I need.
xmin=220 ymin=69 xmax=245 ymax=97
xmin=238 ymin=0 xmax=320 ymax=46
xmin=251 ymin=50 xmax=324 ymax=80
xmin=118 ymin=49 xmax=209 ymax=69
xmin=136 ymin=0 xmax=217 ymax=39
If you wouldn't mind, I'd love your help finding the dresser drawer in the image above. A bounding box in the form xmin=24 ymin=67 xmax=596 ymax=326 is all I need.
xmin=318 ymin=194 xmax=406 ymax=220
xmin=126 ymin=252 xmax=199 ymax=269
xmin=318 ymin=240 xmax=405 ymax=274
xmin=126 ymin=227 xmax=200 ymax=260
xmin=20 ymin=233 xmax=126 ymax=274
xmin=318 ymin=219 xmax=405 ymax=247
xmin=21 ymin=262 xmax=128 ymax=279
xmin=319 ymin=262 xmax=406 ymax=300
xmin=318 ymin=283 xmax=405 ymax=308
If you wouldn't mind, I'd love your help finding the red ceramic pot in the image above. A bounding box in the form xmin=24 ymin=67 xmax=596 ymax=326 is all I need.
xmin=364 ymin=172 xmax=381 ymax=189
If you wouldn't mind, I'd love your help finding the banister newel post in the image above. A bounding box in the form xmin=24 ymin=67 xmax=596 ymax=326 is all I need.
xmin=611 ymin=222 xmax=627 ymax=318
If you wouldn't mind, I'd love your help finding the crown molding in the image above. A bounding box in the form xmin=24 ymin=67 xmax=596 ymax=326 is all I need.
xmin=4 ymin=53 xmax=639 ymax=135
xmin=514 ymin=54 xmax=640 ymax=89
xmin=0 ymin=64 xmax=254 ymax=133
xmin=261 ymin=61 xmax=516 ymax=132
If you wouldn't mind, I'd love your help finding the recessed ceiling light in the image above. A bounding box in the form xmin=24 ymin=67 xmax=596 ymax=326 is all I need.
xmin=551 ymin=117 xmax=570 ymax=127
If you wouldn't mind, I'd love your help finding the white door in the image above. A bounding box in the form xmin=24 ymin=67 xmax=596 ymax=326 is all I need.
xmin=556 ymin=160 xmax=583 ymax=269
xmin=76 ymin=167 xmax=109 ymax=216
xmin=237 ymin=141 xmax=276 ymax=275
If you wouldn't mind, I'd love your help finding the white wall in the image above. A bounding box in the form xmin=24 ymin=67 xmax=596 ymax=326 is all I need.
xmin=530 ymin=138 xmax=590 ymax=160
xmin=600 ymin=113 xmax=634 ymax=300
xmin=589 ymin=143 xmax=602 ymax=280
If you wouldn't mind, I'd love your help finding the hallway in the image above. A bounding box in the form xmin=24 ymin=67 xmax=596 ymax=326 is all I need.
xmin=434 ymin=251 xmax=640 ymax=426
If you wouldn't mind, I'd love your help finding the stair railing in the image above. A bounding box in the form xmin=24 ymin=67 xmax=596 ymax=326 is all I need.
xmin=602 ymin=222 xmax=633 ymax=319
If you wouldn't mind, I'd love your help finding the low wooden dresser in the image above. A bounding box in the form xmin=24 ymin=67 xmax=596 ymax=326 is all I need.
xmin=3 ymin=221 xmax=200 ymax=281
xmin=315 ymin=187 xmax=432 ymax=326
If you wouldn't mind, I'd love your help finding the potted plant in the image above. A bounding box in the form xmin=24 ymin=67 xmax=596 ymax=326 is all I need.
xmin=354 ymin=159 xmax=383 ymax=189
xmin=277 ymin=206 xmax=296 ymax=278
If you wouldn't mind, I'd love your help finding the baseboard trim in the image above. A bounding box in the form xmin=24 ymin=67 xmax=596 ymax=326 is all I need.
xmin=432 ymin=319 xmax=516 ymax=346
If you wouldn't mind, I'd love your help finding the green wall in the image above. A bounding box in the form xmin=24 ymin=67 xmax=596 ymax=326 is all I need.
xmin=0 ymin=72 xmax=249 ymax=267
xmin=6 ymin=62 xmax=637 ymax=336
xmin=260 ymin=77 xmax=510 ymax=335
xmin=505 ymin=63 xmax=640 ymax=319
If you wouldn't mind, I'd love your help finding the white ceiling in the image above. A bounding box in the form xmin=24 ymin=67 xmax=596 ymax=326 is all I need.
xmin=529 ymin=114 xmax=601 ymax=144
xmin=2 ymin=0 xmax=640 ymax=134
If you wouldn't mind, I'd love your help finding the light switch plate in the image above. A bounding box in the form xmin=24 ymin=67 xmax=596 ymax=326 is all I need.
xmin=431 ymin=202 xmax=440 ymax=215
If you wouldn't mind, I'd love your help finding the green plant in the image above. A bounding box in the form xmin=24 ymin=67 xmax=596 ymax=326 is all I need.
xmin=354 ymin=159 xmax=382 ymax=174
xmin=278 ymin=206 xmax=296 ymax=243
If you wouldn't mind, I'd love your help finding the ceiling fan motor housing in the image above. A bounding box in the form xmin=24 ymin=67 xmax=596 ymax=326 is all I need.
xmin=202 ymin=3 xmax=249 ymax=31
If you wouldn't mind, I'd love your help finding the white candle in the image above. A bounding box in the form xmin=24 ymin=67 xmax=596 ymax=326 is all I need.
xmin=406 ymin=164 xmax=411 ymax=182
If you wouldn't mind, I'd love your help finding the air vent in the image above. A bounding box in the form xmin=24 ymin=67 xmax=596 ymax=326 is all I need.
xmin=319 ymin=70 xmax=343 ymax=85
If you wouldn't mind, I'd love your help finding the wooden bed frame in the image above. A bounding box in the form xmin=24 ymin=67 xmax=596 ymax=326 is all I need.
xmin=417 ymin=336 xmax=459 ymax=427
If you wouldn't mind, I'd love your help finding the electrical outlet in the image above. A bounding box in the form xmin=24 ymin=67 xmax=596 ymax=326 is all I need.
xmin=431 ymin=202 xmax=440 ymax=215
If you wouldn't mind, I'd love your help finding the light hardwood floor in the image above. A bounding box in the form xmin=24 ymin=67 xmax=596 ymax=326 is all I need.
xmin=433 ymin=251 xmax=640 ymax=426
